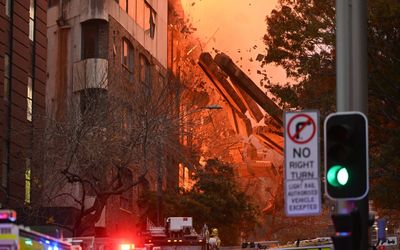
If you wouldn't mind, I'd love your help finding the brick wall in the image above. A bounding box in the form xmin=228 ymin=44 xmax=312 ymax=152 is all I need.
xmin=103 ymin=16 xmax=168 ymax=238
xmin=0 ymin=0 xmax=46 ymax=207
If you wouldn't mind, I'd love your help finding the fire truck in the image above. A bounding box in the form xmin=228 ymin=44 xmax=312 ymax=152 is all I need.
xmin=142 ymin=217 xmax=207 ymax=250
xmin=0 ymin=210 xmax=72 ymax=250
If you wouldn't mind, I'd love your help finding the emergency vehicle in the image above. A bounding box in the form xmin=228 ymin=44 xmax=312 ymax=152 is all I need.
xmin=0 ymin=210 xmax=72 ymax=250
xmin=142 ymin=217 xmax=207 ymax=250
xmin=68 ymin=237 xmax=136 ymax=250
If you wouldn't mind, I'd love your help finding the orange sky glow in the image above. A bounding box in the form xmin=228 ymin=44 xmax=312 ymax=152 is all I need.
xmin=181 ymin=0 xmax=290 ymax=86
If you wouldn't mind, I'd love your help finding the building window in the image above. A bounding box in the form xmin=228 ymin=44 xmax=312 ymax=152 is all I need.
xmin=29 ymin=0 xmax=35 ymax=41
xmin=178 ymin=163 xmax=192 ymax=191
xmin=122 ymin=39 xmax=134 ymax=81
xmin=137 ymin=0 xmax=144 ymax=28
xmin=139 ymin=55 xmax=151 ymax=95
xmin=120 ymin=0 xmax=127 ymax=12
xmin=27 ymin=77 xmax=33 ymax=121
xmin=81 ymin=20 xmax=107 ymax=59
xmin=5 ymin=0 xmax=11 ymax=17
xmin=144 ymin=2 xmax=156 ymax=38
xmin=128 ymin=0 xmax=135 ymax=19
xmin=120 ymin=0 xmax=135 ymax=18
xmin=82 ymin=21 xmax=99 ymax=59
xmin=25 ymin=159 xmax=31 ymax=204
xmin=48 ymin=0 xmax=59 ymax=8
xmin=137 ymin=1 xmax=156 ymax=38
xmin=4 ymin=54 xmax=10 ymax=101
xmin=178 ymin=163 xmax=184 ymax=188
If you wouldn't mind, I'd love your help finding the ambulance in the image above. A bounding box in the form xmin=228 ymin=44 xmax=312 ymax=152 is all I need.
xmin=0 ymin=210 xmax=72 ymax=250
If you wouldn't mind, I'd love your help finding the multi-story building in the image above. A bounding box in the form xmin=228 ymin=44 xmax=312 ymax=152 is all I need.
xmin=0 ymin=0 xmax=47 ymax=207
xmin=46 ymin=0 xmax=168 ymax=237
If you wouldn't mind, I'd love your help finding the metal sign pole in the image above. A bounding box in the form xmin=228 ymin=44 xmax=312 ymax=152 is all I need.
xmin=351 ymin=1 xmax=369 ymax=249
xmin=336 ymin=0 xmax=352 ymax=215
xmin=336 ymin=0 xmax=351 ymax=113
xmin=336 ymin=0 xmax=368 ymax=249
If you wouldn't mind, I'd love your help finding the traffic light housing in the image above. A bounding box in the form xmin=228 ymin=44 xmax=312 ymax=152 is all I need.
xmin=324 ymin=112 xmax=368 ymax=200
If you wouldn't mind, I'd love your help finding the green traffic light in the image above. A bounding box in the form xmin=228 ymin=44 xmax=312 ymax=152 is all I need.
xmin=327 ymin=165 xmax=349 ymax=187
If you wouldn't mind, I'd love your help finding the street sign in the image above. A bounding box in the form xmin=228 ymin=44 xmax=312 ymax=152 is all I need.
xmin=382 ymin=236 xmax=398 ymax=246
xmin=284 ymin=111 xmax=321 ymax=216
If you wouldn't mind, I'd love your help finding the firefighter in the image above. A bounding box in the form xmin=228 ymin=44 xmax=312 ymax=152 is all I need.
xmin=208 ymin=228 xmax=221 ymax=250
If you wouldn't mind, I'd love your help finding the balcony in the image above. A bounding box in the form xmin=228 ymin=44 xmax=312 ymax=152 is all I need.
xmin=73 ymin=58 xmax=108 ymax=92
xmin=79 ymin=0 xmax=108 ymax=23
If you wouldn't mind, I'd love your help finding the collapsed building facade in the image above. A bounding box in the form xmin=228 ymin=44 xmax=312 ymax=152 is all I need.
xmin=169 ymin=0 xmax=285 ymax=239
xmin=198 ymin=51 xmax=284 ymax=209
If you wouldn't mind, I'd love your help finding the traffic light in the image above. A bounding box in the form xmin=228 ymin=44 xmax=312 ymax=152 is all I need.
xmin=324 ymin=112 xmax=368 ymax=199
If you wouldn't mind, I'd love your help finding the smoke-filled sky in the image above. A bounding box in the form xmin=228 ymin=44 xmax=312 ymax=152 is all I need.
xmin=181 ymin=0 xmax=289 ymax=86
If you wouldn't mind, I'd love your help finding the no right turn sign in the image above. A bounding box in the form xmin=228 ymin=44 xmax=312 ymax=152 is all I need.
xmin=284 ymin=111 xmax=321 ymax=216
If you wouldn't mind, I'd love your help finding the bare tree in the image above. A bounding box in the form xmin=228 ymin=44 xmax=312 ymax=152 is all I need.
xmin=29 ymin=59 xmax=192 ymax=236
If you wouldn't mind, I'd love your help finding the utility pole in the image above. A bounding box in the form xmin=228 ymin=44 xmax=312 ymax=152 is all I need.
xmin=351 ymin=1 xmax=369 ymax=250
xmin=335 ymin=0 xmax=368 ymax=249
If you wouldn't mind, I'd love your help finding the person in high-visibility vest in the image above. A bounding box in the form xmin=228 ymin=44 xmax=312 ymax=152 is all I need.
xmin=202 ymin=224 xmax=210 ymax=243
xmin=208 ymin=228 xmax=221 ymax=250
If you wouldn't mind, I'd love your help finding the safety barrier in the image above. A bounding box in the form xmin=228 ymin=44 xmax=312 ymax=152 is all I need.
xmin=270 ymin=245 xmax=333 ymax=250
xmin=221 ymin=243 xmax=333 ymax=250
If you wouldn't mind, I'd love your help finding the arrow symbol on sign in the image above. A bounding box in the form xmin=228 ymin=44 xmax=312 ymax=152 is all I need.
xmin=294 ymin=119 xmax=312 ymax=140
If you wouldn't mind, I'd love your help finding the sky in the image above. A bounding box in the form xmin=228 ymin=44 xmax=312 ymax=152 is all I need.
xmin=181 ymin=0 xmax=289 ymax=86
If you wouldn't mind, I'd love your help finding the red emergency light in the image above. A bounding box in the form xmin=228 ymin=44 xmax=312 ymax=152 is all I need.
xmin=119 ymin=244 xmax=135 ymax=250
xmin=0 ymin=210 xmax=17 ymax=222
